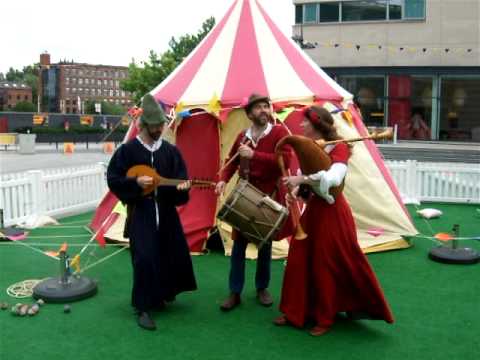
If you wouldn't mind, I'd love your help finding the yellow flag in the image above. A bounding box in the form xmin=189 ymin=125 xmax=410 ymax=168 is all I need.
xmin=175 ymin=101 xmax=185 ymax=114
xmin=207 ymin=93 xmax=221 ymax=116
xmin=112 ymin=201 xmax=127 ymax=217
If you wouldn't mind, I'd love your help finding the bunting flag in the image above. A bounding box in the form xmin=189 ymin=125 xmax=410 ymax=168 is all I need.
xmin=296 ymin=40 xmax=475 ymax=55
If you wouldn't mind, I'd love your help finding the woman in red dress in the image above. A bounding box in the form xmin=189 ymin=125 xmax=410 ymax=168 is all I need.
xmin=275 ymin=105 xmax=394 ymax=336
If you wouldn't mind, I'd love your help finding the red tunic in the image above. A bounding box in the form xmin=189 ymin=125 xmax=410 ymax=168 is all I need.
xmin=279 ymin=143 xmax=394 ymax=328
xmin=221 ymin=124 xmax=292 ymax=240
xmin=221 ymin=124 xmax=289 ymax=195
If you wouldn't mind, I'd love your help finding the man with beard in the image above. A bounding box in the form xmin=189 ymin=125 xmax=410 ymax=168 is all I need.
xmin=215 ymin=93 xmax=290 ymax=311
xmin=107 ymin=94 xmax=197 ymax=330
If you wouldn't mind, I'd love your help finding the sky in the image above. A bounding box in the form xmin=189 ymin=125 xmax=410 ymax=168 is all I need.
xmin=3 ymin=0 xmax=294 ymax=74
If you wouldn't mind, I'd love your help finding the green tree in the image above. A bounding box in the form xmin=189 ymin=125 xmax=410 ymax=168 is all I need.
xmin=84 ymin=100 xmax=124 ymax=115
xmin=121 ymin=17 xmax=215 ymax=102
xmin=5 ymin=65 xmax=39 ymax=105
xmin=13 ymin=101 xmax=36 ymax=112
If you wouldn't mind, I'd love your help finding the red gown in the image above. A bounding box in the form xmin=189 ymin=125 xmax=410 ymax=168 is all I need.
xmin=279 ymin=143 xmax=394 ymax=328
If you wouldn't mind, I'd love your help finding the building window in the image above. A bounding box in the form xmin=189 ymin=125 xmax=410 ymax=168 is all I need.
xmin=338 ymin=75 xmax=386 ymax=127
xmin=79 ymin=78 xmax=83 ymax=85
xmin=295 ymin=1 xmax=425 ymax=24
xmin=66 ymin=77 xmax=70 ymax=84
xmin=115 ymin=80 xmax=120 ymax=87
xmin=320 ymin=2 xmax=340 ymax=22
xmin=405 ymin=0 xmax=425 ymax=19
xmin=103 ymin=79 xmax=107 ymax=85
xmin=295 ymin=4 xmax=303 ymax=24
xmin=24 ymin=95 xmax=28 ymax=100
xmin=304 ymin=3 xmax=318 ymax=23
xmin=439 ymin=77 xmax=480 ymax=142
xmin=17 ymin=95 xmax=21 ymax=100
xmin=388 ymin=76 xmax=433 ymax=140
xmin=389 ymin=0 xmax=402 ymax=20
xmin=342 ymin=1 xmax=387 ymax=22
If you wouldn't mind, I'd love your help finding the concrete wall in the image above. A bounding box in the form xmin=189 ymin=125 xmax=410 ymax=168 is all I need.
xmin=293 ymin=0 xmax=480 ymax=67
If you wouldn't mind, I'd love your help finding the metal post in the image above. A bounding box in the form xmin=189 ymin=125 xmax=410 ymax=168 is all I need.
xmin=59 ymin=251 xmax=69 ymax=285
xmin=452 ymin=224 xmax=459 ymax=249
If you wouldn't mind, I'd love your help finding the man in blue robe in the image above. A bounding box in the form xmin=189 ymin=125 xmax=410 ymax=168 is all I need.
xmin=107 ymin=94 xmax=197 ymax=330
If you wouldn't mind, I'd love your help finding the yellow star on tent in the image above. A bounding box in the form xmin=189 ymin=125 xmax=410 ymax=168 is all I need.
xmin=341 ymin=110 xmax=354 ymax=127
xmin=207 ymin=93 xmax=221 ymax=116
xmin=175 ymin=101 xmax=185 ymax=114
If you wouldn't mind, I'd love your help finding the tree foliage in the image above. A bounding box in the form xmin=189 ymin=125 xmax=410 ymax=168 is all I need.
xmin=13 ymin=100 xmax=36 ymax=112
xmin=84 ymin=100 xmax=125 ymax=115
xmin=121 ymin=17 xmax=215 ymax=103
xmin=4 ymin=65 xmax=39 ymax=105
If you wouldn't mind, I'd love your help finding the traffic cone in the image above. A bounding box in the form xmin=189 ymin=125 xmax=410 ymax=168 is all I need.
xmin=103 ymin=142 xmax=114 ymax=154
xmin=64 ymin=142 xmax=75 ymax=154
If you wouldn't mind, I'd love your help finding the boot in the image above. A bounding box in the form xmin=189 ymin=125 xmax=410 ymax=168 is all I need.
xmin=256 ymin=289 xmax=273 ymax=307
xmin=137 ymin=311 xmax=156 ymax=330
xmin=220 ymin=293 xmax=241 ymax=311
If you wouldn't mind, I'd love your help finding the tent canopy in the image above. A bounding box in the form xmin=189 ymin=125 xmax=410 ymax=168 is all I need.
xmin=151 ymin=0 xmax=352 ymax=109
xmin=91 ymin=0 xmax=416 ymax=256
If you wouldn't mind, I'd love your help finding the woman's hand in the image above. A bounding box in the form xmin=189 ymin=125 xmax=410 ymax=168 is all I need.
xmin=285 ymin=186 xmax=299 ymax=205
xmin=282 ymin=175 xmax=306 ymax=189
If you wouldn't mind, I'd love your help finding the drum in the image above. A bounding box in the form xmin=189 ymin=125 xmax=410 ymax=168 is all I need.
xmin=217 ymin=180 xmax=289 ymax=247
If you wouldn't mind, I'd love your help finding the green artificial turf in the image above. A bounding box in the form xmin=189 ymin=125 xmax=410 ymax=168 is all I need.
xmin=0 ymin=204 xmax=479 ymax=360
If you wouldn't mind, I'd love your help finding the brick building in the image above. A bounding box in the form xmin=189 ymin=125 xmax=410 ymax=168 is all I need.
xmin=0 ymin=82 xmax=33 ymax=111
xmin=38 ymin=52 xmax=133 ymax=114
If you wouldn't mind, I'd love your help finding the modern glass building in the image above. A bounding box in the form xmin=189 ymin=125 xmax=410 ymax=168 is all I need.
xmin=293 ymin=0 xmax=480 ymax=142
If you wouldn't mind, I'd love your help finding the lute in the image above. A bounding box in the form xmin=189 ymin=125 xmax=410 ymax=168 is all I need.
xmin=127 ymin=164 xmax=215 ymax=196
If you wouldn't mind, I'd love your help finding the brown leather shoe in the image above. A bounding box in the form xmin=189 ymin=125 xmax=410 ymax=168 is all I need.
xmin=220 ymin=293 xmax=241 ymax=311
xmin=257 ymin=289 xmax=273 ymax=307
xmin=309 ymin=325 xmax=330 ymax=336
xmin=273 ymin=315 xmax=288 ymax=326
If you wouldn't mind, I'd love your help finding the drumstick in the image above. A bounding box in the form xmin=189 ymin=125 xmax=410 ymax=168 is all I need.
xmin=217 ymin=139 xmax=252 ymax=176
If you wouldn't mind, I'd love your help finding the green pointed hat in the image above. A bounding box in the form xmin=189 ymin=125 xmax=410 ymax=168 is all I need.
xmin=140 ymin=94 xmax=167 ymax=125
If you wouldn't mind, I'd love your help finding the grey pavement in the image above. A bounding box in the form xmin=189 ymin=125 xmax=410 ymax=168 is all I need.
xmin=0 ymin=143 xmax=113 ymax=174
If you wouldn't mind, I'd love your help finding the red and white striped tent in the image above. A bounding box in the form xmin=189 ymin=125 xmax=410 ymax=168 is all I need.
xmin=91 ymin=0 xmax=416 ymax=255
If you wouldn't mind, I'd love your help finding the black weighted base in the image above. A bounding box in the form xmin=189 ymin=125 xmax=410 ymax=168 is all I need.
xmin=32 ymin=276 xmax=97 ymax=303
xmin=429 ymin=246 xmax=480 ymax=265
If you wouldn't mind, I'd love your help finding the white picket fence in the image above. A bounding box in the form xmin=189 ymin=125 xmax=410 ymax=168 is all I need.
xmin=0 ymin=163 xmax=107 ymax=227
xmin=0 ymin=160 xmax=478 ymax=227
xmin=386 ymin=160 xmax=480 ymax=204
